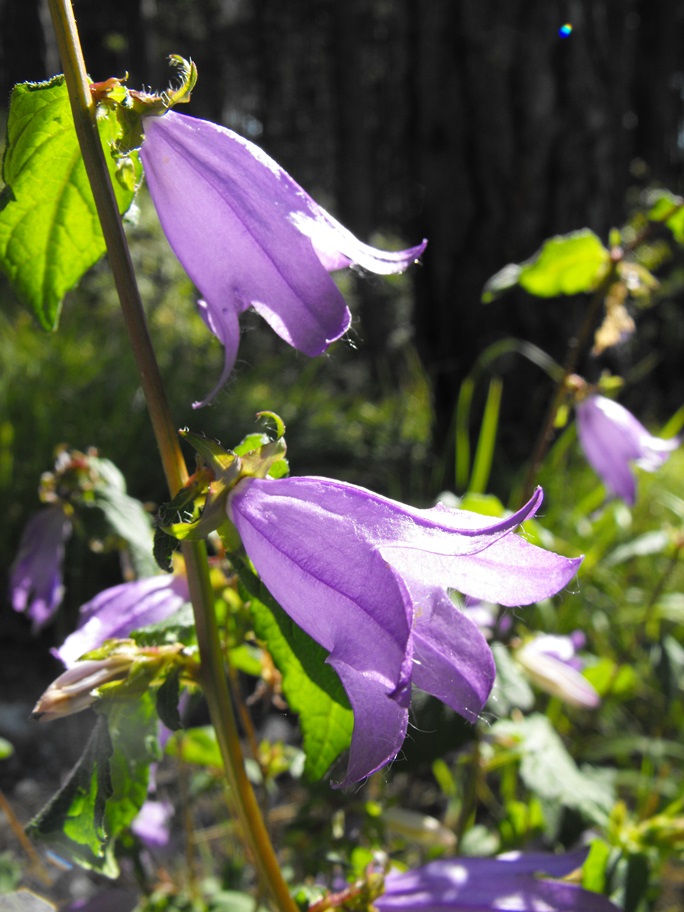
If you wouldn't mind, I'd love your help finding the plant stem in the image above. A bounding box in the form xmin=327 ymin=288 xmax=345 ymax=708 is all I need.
xmin=518 ymin=261 xmax=616 ymax=506
xmin=45 ymin=4 xmax=297 ymax=910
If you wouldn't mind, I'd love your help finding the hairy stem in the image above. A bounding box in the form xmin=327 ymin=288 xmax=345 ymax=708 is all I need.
xmin=45 ymin=3 xmax=296 ymax=909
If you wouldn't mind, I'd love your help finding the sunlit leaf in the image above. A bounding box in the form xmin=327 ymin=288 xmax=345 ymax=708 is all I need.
xmin=482 ymin=263 xmax=522 ymax=303
xmin=519 ymin=230 xmax=611 ymax=297
xmin=647 ymin=190 xmax=684 ymax=242
xmin=0 ymin=76 xmax=141 ymax=330
xmin=103 ymin=694 xmax=160 ymax=858
xmin=166 ymin=725 xmax=223 ymax=769
xmin=482 ymin=230 xmax=611 ymax=302
xmin=0 ymin=737 xmax=14 ymax=760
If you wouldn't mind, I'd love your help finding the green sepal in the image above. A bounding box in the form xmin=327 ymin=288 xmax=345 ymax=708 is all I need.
xmin=155 ymin=423 xmax=288 ymax=564
xmin=92 ymin=55 xmax=198 ymax=157
xmin=0 ymin=75 xmax=141 ymax=330
xmin=234 ymin=557 xmax=353 ymax=781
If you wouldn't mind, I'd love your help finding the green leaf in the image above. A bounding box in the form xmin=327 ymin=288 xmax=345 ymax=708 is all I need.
xmin=26 ymin=695 xmax=158 ymax=876
xmin=490 ymin=713 xmax=615 ymax=826
xmin=68 ymin=455 xmax=157 ymax=577
xmin=482 ymin=263 xmax=522 ymax=303
xmin=484 ymin=230 xmax=611 ymax=301
xmin=155 ymin=669 xmax=183 ymax=731
xmin=236 ymin=560 xmax=353 ymax=781
xmin=488 ymin=642 xmax=535 ymax=715
xmin=519 ymin=230 xmax=610 ymax=297
xmin=0 ymin=736 xmax=14 ymax=759
xmin=131 ymin=602 xmax=196 ymax=647
xmin=468 ymin=375 xmax=502 ymax=494
xmin=87 ymin=485 xmax=158 ymax=578
xmin=647 ymin=190 xmax=684 ymax=242
xmin=166 ymin=725 xmax=224 ymax=769
xmin=0 ymin=75 xmax=141 ymax=330
xmin=102 ymin=693 xmax=160 ymax=860
xmin=582 ymin=839 xmax=613 ymax=895
xmin=26 ymin=714 xmax=114 ymax=872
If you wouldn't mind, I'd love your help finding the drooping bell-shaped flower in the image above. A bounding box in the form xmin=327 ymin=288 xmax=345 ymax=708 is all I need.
xmin=139 ymin=110 xmax=427 ymax=407
xmin=576 ymin=395 xmax=679 ymax=505
xmin=375 ymin=850 xmax=618 ymax=912
xmin=55 ymin=572 xmax=190 ymax=668
xmin=515 ymin=632 xmax=600 ymax=708
xmin=9 ymin=505 xmax=72 ymax=632
xmin=227 ymin=476 xmax=581 ymax=785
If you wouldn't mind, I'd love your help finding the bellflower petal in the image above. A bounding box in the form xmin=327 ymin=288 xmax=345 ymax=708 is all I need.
xmin=140 ymin=111 xmax=426 ymax=407
xmin=9 ymin=506 xmax=72 ymax=632
xmin=410 ymin=587 xmax=495 ymax=721
xmin=56 ymin=573 xmax=190 ymax=668
xmin=131 ymin=799 xmax=174 ymax=849
xmin=576 ymin=395 xmax=679 ymax=505
xmin=228 ymin=476 xmax=581 ymax=784
xmin=516 ymin=633 xmax=600 ymax=708
xmin=376 ymin=850 xmax=619 ymax=912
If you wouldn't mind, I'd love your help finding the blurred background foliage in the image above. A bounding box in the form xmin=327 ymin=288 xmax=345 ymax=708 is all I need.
xmin=1 ymin=0 xmax=684 ymax=436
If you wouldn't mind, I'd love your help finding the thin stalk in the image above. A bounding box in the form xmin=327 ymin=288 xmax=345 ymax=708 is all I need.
xmin=0 ymin=789 xmax=52 ymax=885
xmin=45 ymin=4 xmax=297 ymax=910
xmin=518 ymin=262 xmax=616 ymax=506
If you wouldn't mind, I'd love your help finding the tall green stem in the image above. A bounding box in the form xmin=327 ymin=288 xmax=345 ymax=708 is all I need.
xmin=45 ymin=4 xmax=297 ymax=910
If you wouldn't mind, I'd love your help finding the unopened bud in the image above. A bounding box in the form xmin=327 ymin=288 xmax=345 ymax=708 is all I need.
xmin=32 ymin=651 xmax=135 ymax=721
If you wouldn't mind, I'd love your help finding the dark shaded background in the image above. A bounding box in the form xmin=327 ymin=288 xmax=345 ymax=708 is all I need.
xmin=2 ymin=0 xmax=683 ymax=449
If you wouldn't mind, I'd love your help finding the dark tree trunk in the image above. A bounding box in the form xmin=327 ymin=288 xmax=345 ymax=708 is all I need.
xmin=408 ymin=0 xmax=642 ymax=450
xmin=2 ymin=0 xmax=682 ymax=466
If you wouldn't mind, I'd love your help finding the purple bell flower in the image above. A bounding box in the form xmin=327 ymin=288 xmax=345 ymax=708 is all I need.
xmin=375 ymin=850 xmax=618 ymax=912
xmin=131 ymin=798 xmax=174 ymax=849
xmin=515 ymin=633 xmax=600 ymax=708
xmin=140 ymin=110 xmax=427 ymax=407
xmin=576 ymin=395 xmax=679 ymax=505
xmin=55 ymin=573 xmax=190 ymax=668
xmin=9 ymin=505 xmax=72 ymax=632
xmin=227 ymin=477 xmax=581 ymax=785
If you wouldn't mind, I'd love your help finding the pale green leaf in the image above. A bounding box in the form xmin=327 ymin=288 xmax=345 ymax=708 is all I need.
xmin=491 ymin=713 xmax=615 ymax=825
xmin=519 ymin=230 xmax=611 ymax=297
xmin=26 ymin=714 xmax=114 ymax=871
xmin=26 ymin=695 xmax=158 ymax=877
xmin=0 ymin=75 xmax=141 ymax=330
xmin=482 ymin=263 xmax=522 ymax=303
